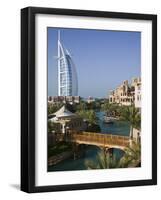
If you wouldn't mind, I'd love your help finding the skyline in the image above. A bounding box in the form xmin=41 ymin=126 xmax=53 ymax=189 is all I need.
xmin=48 ymin=28 xmax=141 ymax=98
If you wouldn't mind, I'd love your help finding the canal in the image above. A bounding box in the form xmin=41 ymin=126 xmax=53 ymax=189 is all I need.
xmin=48 ymin=111 xmax=130 ymax=172
xmin=96 ymin=111 xmax=130 ymax=136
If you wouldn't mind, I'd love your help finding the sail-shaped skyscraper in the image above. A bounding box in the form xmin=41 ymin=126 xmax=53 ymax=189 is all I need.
xmin=57 ymin=31 xmax=78 ymax=96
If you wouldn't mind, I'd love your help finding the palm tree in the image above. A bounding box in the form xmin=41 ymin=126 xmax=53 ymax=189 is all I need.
xmin=85 ymin=150 xmax=120 ymax=169
xmin=85 ymin=144 xmax=141 ymax=169
xmin=120 ymin=142 xmax=141 ymax=168
xmin=76 ymin=101 xmax=87 ymax=111
xmin=101 ymin=102 xmax=123 ymax=118
xmin=77 ymin=110 xmax=98 ymax=125
xmin=120 ymin=105 xmax=141 ymax=139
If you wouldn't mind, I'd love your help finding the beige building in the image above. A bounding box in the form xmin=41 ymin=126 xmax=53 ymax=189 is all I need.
xmin=48 ymin=96 xmax=80 ymax=104
xmin=132 ymin=127 xmax=141 ymax=144
xmin=87 ymin=96 xmax=95 ymax=103
xmin=109 ymin=77 xmax=141 ymax=108
xmin=133 ymin=78 xmax=141 ymax=108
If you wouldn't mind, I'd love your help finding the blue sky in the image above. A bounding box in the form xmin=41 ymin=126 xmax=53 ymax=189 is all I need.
xmin=48 ymin=28 xmax=141 ymax=98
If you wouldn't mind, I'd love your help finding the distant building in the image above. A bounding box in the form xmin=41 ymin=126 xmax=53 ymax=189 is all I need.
xmin=133 ymin=78 xmax=141 ymax=108
xmin=87 ymin=96 xmax=95 ymax=103
xmin=109 ymin=77 xmax=141 ymax=108
xmin=48 ymin=96 xmax=80 ymax=104
xmin=132 ymin=127 xmax=141 ymax=144
xmin=57 ymin=31 xmax=78 ymax=96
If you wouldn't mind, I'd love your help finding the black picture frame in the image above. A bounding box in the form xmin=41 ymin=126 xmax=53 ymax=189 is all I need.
xmin=21 ymin=6 xmax=157 ymax=193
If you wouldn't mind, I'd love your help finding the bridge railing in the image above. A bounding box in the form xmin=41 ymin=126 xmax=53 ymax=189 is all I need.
xmin=69 ymin=131 xmax=130 ymax=147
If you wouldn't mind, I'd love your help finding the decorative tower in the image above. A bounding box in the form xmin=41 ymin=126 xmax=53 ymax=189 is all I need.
xmin=57 ymin=31 xmax=78 ymax=96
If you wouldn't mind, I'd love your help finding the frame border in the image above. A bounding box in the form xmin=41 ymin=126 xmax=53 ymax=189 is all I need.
xmin=21 ymin=6 xmax=157 ymax=193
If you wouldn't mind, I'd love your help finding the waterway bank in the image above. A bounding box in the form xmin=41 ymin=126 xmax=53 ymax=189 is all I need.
xmin=48 ymin=151 xmax=73 ymax=166
xmin=48 ymin=145 xmax=124 ymax=171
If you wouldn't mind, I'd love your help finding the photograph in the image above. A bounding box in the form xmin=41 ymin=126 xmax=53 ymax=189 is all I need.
xmin=21 ymin=6 xmax=157 ymax=192
xmin=47 ymin=28 xmax=141 ymax=172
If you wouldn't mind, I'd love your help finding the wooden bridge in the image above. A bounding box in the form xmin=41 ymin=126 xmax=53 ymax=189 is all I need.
xmin=67 ymin=131 xmax=130 ymax=150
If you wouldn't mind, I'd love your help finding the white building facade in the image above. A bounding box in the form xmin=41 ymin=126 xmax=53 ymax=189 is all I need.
xmin=57 ymin=31 xmax=78 ymax=96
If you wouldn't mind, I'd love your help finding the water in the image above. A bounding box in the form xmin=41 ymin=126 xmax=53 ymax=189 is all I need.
xmin=96 ymin=111 xmax=130 ymax=136
xmin=48 ymin=145 xmax=100 ymax=171
xmin=48 ymin=111 xmax=130 ymax=172
xmin=48 ymin=145 xmax=124 ymax=172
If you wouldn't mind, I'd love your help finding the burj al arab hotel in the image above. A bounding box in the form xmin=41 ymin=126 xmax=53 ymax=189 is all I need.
xmin=57 ymin=31 xmax=78 ymax=96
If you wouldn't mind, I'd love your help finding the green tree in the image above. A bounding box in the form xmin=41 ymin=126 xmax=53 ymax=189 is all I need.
xmin=101 ymin=100 xmax=110 ymax=112
xmin=48 ymin=103 xmax=63 ymax=115
xmin=120 ymin=105 xmax=141 ymax=139
xmin=77 ymin=110 xmax=98 ymax=125
xmin=120 ymin=142 xmax=141 ymax=167
xmin=75 ymin=101 xmax=87 ymax=111
xmin=85 ymin=143 xmax=141 ymax=169
xmin=48 ymin=121 xmax=53 ymax=133
xmin=77 ymin=110 xmax=100 ymax=132
xmin=48 ymin=121 xmax=60 ymax=134
xmin=101 ymin=102 xmax=122 ymax=117
xmin=85 ymin=150 xmax=120 ymax=169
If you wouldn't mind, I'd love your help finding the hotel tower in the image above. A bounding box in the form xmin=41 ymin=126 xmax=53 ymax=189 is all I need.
xmin=57 ymin=31 xmax=78 ymax=96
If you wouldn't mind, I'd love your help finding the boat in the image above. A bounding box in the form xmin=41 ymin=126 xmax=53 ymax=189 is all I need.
xmin=103 ymin=116 xmax=115 ymax=124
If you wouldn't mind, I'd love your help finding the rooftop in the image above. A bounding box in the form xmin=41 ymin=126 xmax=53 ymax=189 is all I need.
xmin=54 ymin=106 xmax=77 ymax=118
xmin=48 ymin=105 xmax=78 ymax=122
